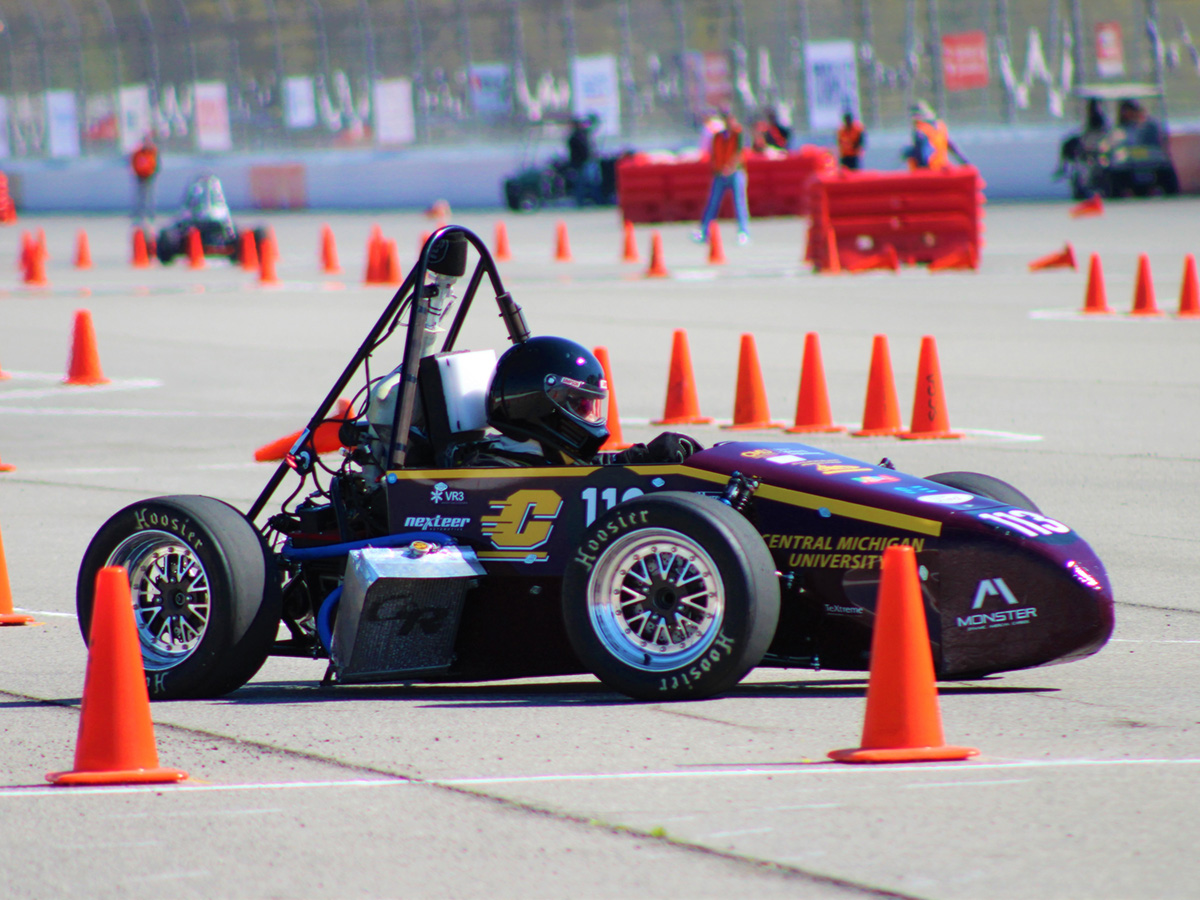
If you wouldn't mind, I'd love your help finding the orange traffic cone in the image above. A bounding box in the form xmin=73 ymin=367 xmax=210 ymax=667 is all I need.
xmin=383 ymin=239 xmax=401 ymax=284
xmin=1178 ymin=254 xmax=1200 ymax=318
xmin=928 ymin=245 xmax=977 ymax=272
xmin=1082 ymin=253 xmax=1112 ymax=314
xmin=320 ymin=224 xmax=341 ymax=274
xmin=899 ymin=336 xmax=960 ymax=440
xmin=554 ymin=220 xmax=573 ymax=262
xmin=644 ymin=231 xmax=669 ymax=278
xmin=64 ymin=310 xmax=110 ymax=386
xmin=593 ymin=346 xmax=632 ymax=451
xmin=364 ymin=225 xmax=384 ymax=283
xmin=621 ymin=220 xmax=640 ymax=263
xmin=0 ymin=350 xmax=10 ymax=380
xmin=36 ymin=227 xmax=47 ymax=261
xmin=254 ymin=399 xmax=354 ymax=462
xmin=259 ymin=231 xmax=279 ymax=285
xmin=493 ymin=221 xmax=512 ymax=262
xmin=0 ymin=449 xmax=13 ymax=471
xmin=852 ymin=334 xmax=902 ymax=437
xmin=131 ymin=229 xmax=151 ymax=268
xmin=653 ymin=329 xmax=713 ymax=425
xmin=19 ymin=230 xmax=33 ymax=271
xmin=819 ymin=224 xmax=841 ymax=274
xmin=707 ymin=221 xmax=727 ymax=265
xmin=785 ymin=332 xmax=845 ymax=433
xmin=0 ymin=521 xmax=35 ymax=624
xmin=74 ymin=229 xmax=92 ymax=269
xmin=1131 ymin=253 xmax=1162 ymax=316
xmin=722 ymin=334 xmax=783 ymax=430
xmin=186 ymin=227 xmax=205 ymax=269
xmin=1070 ymin=194 xmax=1104 ymax=218
xmin=1028 ymin=242 xmax=1077 ymax=271
xmin=23 ymin=244 xmax=47 ymax=285
xmin=846 ymin=245 xmax=900 ymax=273
xmin=240 ymin=229 xmax=259 ymax=271
xmin=47 ymin=566 xmax=189 ymax=785
xmin=828 ymin=545 xmax=980 ymax=764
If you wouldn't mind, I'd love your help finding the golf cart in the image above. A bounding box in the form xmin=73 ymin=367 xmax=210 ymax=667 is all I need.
xmin=1058 ymin=83 xmax=1179 ymax=199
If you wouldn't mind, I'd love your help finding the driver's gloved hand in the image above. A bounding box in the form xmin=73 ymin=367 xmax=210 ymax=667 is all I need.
xmin=645 ymin=432 xmax=703 ymax=463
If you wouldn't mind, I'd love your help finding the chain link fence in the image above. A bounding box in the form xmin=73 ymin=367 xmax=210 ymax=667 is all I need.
xmin=1 ymin=0 xmax=1196 ymax=159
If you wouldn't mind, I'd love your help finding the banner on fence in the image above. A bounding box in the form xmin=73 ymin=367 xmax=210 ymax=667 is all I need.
xmin=194 ymin=82 xmax=232 ymax=152
xmin=470 ymin=63 xmax=513 ymax=117
xmin=285 ymin=77 xmax=318 ymax=129
xmin=119 ymin=84 xmax=152 ymax=154
xmin=374 ymin=78 xmax=415 ymax=146
xmin=46 ymin=90 xmax=80 ymax=158
xmin=1095 ymin=22 xmax=1126 ymax=78
xmin=0 ymin=98 xmax=11 ymax=159
xmin=804 ymin=41 xmax=859 ymax=131
xmin=571 ymin=54 xmax=621 ymax=137
xmin=942 ymin=31 xmax=990 ymax=91
xmin=685 ymin=51 xmax=734 ymax=119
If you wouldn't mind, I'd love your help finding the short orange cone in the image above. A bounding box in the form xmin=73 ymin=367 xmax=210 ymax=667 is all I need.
xmin=722 ymin=333 xmax=783 ymax=430
xmin=828 ymin=545 xmax=980 ymax=764
xmin=186 ymin=227 xmax=205 ymax=269
xmin=23 ymin=241 xmax=47 ymax=285
xmin=928 ymin=245 xmax=977 ymax=272
xmin=644 ymin=231 xmax=669 ymax=278
xmin=852 ymin=334 xmax=902 ymax=437
xmin=364 ymin=225 xmax=383 ymax=283
xmin=707 ymin=221 xmax=727 ymax=265
xmin=1082 ymin=253 xmax=1112 ymax=314
xmin=1131 ymin=253 xmax=1162 ymax=316
xmin=554 ymin=220 xmax=573 ymax=262
xmin=1070 ymin=194 xmax=1104 ymax=218
xmin=259 ymin=231 xmax=280 ymax=285
xmin=1028 ymin=242 xmax=1077 ymax=271
xmin=819 ymin=224 xmax=841 ymax=274
xmin=493 ymin=221 xmax=512 ymax=262
xmin=320 ymin=224 xmax=341 ymax=274
xmin=131 ymin=229 xmax=151 ymax=268
xmin=19 ymin=230 xmax=33 ymax=271
xmin=785 ymin=332 xmax=845 ymax=433
xmin=0 ymin=522 xmax=35 ymax=624
xmin=593 ymin=346 xmax=632 ymax=451
xmin=47 ymin=567 xmax=189 ymax=786
xmin=254 ymin=399 xmax=354 ymax=462
xmin=383 ymin=239 xmax=402 ymax=284
xmin=621 ymin=220 xmax=640 ymax=263
xmin=899 ymin=335 xmax=961 ymax=440
xmin=74 ymin=229 xmax=92 ymax=269
xmin=64 ymin=310 xmax=110 ymax=386
xmin=1178 ymin=254 xmax=1200 ymax=318
xmin=0 ymin=449 xmax=13 ymax=472
xmin=653 ymin=329 xmax=713 ymax=425
xmin=240 ymin=229 xmax=259 ymax=271
xmin=846 ymin=245 xmax=900 ymax=273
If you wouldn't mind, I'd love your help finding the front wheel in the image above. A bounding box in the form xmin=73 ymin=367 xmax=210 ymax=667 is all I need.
xmin=77 ymin=495 xmax=282 ymax=699
xmin=562 ymin=492 xmax=780 ymax=701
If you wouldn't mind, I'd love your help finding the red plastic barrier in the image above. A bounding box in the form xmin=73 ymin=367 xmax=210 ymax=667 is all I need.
xmin=805 ymin=167 xmax=986 ymax=272
xmin=618 ymin=147 xmax=836 ymax=223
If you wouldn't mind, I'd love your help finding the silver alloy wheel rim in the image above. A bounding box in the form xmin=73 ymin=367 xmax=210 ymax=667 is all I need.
xmin=106 ymin=530 xmax=212 ymax=670
xmin=586 ymin=527 xmax=724 ymax=672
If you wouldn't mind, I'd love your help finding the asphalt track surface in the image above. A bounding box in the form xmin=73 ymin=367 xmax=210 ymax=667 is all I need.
xmin=1 ymin=200 xmax=1198 ymax=900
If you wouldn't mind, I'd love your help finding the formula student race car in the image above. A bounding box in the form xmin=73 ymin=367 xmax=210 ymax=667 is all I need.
xmin=76 ymin=227 xmax=1114 ymax=701
xmin=154 ymin=174 xmax=267 ymax=265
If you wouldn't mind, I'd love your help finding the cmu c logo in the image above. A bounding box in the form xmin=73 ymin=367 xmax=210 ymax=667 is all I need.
xmin=482 ymin=489 xmax=563 ymax=550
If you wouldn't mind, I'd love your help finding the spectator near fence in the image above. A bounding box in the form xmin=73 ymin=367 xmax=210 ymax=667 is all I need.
xmin=130 ymin=135 xmax=160 ymax=224
xmin=837 ymin=112 xmax=866 ymax=169
xmin=903 ymin=101 xmax=969 ymax=171
xmin=693 ymin=109 xmax=751 ymax=246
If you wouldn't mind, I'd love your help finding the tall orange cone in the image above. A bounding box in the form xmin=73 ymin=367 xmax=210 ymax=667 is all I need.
xmin=23 ymin=240 xmax=47 ymax=285
xmin=1028 ymin=242 xmax=1077 ymax=271
xmin=493 ymin=220 xmax=512 ymax=262
xmin=1131 ymin=253 xmax=1162 ymax=316
xmin=644 ymin=231 xmax=669 ymax=278
xmin=1070 ymin=194 xmax=1104 ymax=218
xmin=0 ymin=522 xmax=35 ymax=624
xmin=259 ymin=231 xmax=280 ymax=285
xmin=239 ymin=229 xmax=259 ymax=271
xmin=131 ymin=228 xmax=151 ymax=268
xmin=74 ymin=229 xmax=93 ymax=269
xmin=852 ymin=334 xmax=902 ymax=437
xmin=383 ymin=239 xmax=402 ymax=284
xmin=899 ymin=335 xmax=961 ymax=440
xmin=1082 ymin=253 xmax=1112 ymax=314
xmin=621 ymin=220 xmax=640 ymax=263
xmin=364 ymin=225 xmax=383 ymax=283
xmin=820 ymin=224 xmax=841 ymax=274
xmin=593 ymin=346 xmax=632 ymax=451
xmin=785 ymin=332 xmax=845 ymax=433
xmin=653 ymin=329 xmax=713 ymax=425
xmin=320 ymin=224 xmax=341 ymax=274
xmin=554 ymin=220 xmax=573 ymax=262
xmin=707 ymin=220 xmax=727 ymax=265
xmin=47 ymin=567 xmax=189 ymax=785
xmin=1178 ymin=254 xmax=1200 ymax=318
xmin=186 ymin=227 xmax=205 ymax=269
xmin=64 ymin=310 xmax=110 ymax=386
xmin=254 ymin=399 xmax=354 ymax=462
xmin=722 ymin=333 xmax=783 ymax=430
xmin=828 ymin=545 xmax=980 ymax=763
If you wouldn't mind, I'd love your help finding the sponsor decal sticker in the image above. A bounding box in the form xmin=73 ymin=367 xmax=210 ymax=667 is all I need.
xmin=956 ymin=577 xmax=1038 ymax=631
xmin=853 ymin=474 xmax=901 ymax=484
xmin=403 ymin=515 xmax=472 ymax=530
xmin=917 ymin=492 xmax=976 ymax=505
xmin=430 ymin=481 xmax=466 ymax=505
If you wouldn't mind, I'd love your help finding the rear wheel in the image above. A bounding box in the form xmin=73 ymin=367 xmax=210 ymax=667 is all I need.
xmin=925 ymin=471 xmax=1040 ymax=512
xmin=155 ymin=229 xmax=179 ymax=264
xmin=562 ymin=492 xmax=779 ymax=701
xmin=77 ymin=495 xmax=282 ymax=699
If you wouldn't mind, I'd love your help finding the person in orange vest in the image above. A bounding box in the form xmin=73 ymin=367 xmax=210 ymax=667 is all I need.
xmin=692 ymin=109 xmax=751 ymax=246
xmin=903 ymin=101 xmax=968 ymax=170
xmin=837 ymin=111 xmax=866 ymax=169
xmin=752 ymin=107 xmax=791 ymax=152
xmin=130 ymin=134 xmax=160 ymax=224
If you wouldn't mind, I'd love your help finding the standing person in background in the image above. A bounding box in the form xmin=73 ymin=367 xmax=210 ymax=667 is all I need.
xmin=566 ymin=115 xmax=600 ymax=206
xmin=693 ymin=109 xmax=751 ymax=246
xmin=130 ymin=134 xmax=160 ymax=224
xmin=752 ymin=107 xmax=791 ymax=151
xmin=837 ymin=111 xmax=866 ymax=169
xmin=903 ymin=101 xmax=969 ymax=170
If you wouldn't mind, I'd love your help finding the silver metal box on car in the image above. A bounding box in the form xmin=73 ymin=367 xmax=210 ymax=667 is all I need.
xmin=331 ymin=545 xmax=485 ymax=684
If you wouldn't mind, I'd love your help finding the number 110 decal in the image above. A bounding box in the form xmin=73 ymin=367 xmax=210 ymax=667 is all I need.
xmin=581 ymin=486 xmax=645 ymax=526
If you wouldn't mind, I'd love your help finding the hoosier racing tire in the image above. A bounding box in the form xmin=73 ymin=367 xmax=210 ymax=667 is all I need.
xmin=562 ymin=492 xmax=779 ymax=701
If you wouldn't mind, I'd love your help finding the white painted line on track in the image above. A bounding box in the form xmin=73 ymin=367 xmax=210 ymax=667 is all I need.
xmin=905 ymin=778 xmax=1032 ymax=789
xmin=1030 ymin=309 xmax=1199 ymax=321
xmin=1111 ymin=639 xmax=1200 ymax=644
xmin=703 ymin=826 xmax=774 ymax=838
xmin=0 ymin=374 xmax=162 ymax=401
xmin=0 ymin=778 xmax=409 ymax=799
xmin=15 ymin=609 xmax=77 ymax=618
xmin=0 ymin=406 xmax=290 ymax=419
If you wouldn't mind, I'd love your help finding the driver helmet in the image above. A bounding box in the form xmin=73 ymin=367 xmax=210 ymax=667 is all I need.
xmin=486 ymin=336 xmax=609 ymax=461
